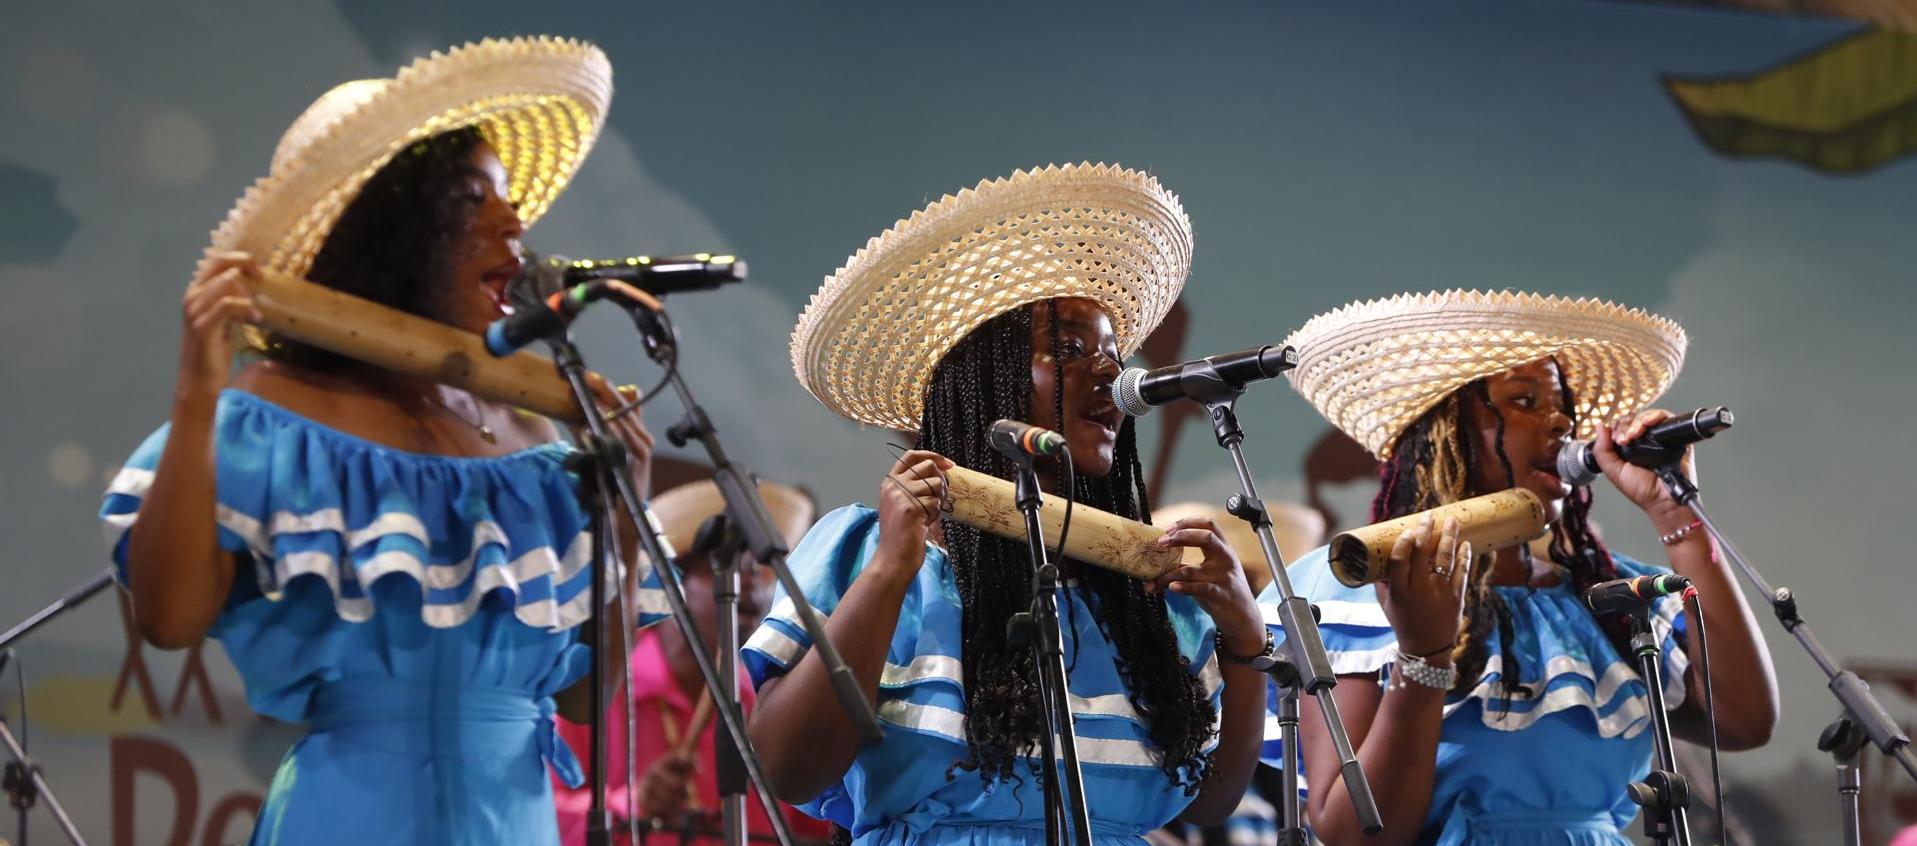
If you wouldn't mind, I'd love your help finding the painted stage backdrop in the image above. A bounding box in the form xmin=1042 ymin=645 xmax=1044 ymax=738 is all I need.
xmin=3 ymin=1 xmax=1914 ymax=842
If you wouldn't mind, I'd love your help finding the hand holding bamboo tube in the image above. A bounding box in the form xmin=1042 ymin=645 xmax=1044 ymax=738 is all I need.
xmin=1328 ymin=488 xmax=1547 ymax=587
xmin=940 ymin=464 xmax=1202 ymax=579
xmin=236 ymin=267 xmax=595 ymax=423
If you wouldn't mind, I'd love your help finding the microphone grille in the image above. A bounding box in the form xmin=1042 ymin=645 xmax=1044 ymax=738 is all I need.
xmin=1557 ymin=441 xmax=1603 ymax=487
xmin=1113 ymin=367 xmax=1152 ymax=418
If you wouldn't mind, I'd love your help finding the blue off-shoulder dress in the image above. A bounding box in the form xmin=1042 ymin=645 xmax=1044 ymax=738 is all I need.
xmin=99 ymin=390 xmax=669 ymax=846
xmin=741 ymin=505 xmax=1224 ymax=846
xmin=1257 ymin=546 xmax=1690 ymax=845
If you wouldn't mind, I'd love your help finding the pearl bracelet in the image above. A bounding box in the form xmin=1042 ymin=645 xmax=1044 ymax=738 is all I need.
xmin=1392 ymin=649 xmax=1458 ymax=691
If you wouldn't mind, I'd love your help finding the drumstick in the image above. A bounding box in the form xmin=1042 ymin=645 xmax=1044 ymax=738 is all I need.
xmin=236 ymin=268 xmax=594 ymax=422
xmin=674 ymin=688 xmax=715 ymax=760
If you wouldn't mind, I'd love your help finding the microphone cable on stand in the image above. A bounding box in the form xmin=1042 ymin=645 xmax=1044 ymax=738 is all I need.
xmin=1683 ymin=584 xmax=1726 ymax=843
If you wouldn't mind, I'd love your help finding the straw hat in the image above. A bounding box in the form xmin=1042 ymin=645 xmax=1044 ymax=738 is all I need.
xmin=1284 ymin=290 xmax=1687 ymax=459
xmin=201 ymin=36 xmax=612 ymax=281
xmin=1154 ymin=501 xmax=1327 ymax=594
xmin=791 ymin=162 xmax=1193 ymax=431
xmin=650 ymin=478 xmax=817 ymax=562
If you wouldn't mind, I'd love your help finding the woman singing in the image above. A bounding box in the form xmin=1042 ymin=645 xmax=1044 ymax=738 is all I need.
xmin=1267 ymin=290 xmax=1777 ymax=845
xmin=99 ymin=38 xmax=658 ymax=844
xmin=742 ymin=164 xmax=1273 ymax=846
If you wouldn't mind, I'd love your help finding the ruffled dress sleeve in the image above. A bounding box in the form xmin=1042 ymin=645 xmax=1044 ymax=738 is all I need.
xmin=99 ymin=389 xmax=670 ymax=634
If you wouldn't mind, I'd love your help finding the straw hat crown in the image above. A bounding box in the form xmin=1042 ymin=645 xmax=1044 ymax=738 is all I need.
xmin=1284 ymin=289 xmax=1687 ymax=458
xmin=203 ymin=35 xmax=612 ymax=281
xmin=791 ymin=162 xmax=1192 ymax=431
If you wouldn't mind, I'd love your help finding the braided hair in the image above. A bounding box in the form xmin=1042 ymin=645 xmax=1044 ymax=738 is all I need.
xmin=1368 ymin=362 xmax=1630 ymax=701
xmin=917 ymin=302 xmax=1216 ymax=791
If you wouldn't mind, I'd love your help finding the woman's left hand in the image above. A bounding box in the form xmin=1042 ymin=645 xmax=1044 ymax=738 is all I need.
xmin=1151 ymin=517 xmax=1265 ymax=658
xmin=1593 ymin=408 xmax=1695 ymax=526
xmin=586 ymin=377 xmax=655 ymax=500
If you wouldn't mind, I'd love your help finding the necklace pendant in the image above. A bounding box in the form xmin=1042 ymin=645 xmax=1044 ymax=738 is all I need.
xmin=479 ymin=425 xmax=497 ymax=445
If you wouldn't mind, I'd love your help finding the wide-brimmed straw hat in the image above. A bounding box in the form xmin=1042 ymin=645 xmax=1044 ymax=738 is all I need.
xmin=791 ymin=162 xmax=1193 ymax=431
xmin=650 ymin=478 xmax=816 ymax=562
xmin=1284 ymin=290 xmax=1687 ymax=459
xmin=202 ymin=35 xmax=612 ymax=281
xmin=1153 ymin=501 xmax=1327 ymax=594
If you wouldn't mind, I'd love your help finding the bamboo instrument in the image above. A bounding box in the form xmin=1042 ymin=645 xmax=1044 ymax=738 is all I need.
xmin=1328 ymin=488 xmax=1547 ymax=587
xmin=237 ymin=269 xmax=591 ymax=423
xmin=941 ymin=464 xmax=1201 ymax=579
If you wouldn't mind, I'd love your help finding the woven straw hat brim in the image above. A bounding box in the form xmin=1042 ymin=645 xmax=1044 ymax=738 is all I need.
xmin=791 ymin=162 xmax=1192 ymax=431
xmin=203 ymin=36 xmax=611 ymax=281
xmin=1284 ymin=290 xmax=1687 ymax=459
xmin=650 ymin=479 xmax=815 ymax=558
xmin=1153 ymin=501 xmax=1326 ymax=591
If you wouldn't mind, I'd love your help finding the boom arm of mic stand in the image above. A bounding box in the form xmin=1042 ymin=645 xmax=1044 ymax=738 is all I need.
xmin=1652 ymin=466 xmax=1917 ymax=785
xmin=635 ymin=304 xmax=885 ymax=745
xmin=1207 ymin=396 xmax=1383 ymax=835
xmin=548 ymin=337 xmax=801 ymax=846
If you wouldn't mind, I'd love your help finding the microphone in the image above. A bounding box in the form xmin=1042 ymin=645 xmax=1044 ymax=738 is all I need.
xmin=1113 ymin=345 xmax=1297 ymax=417
xmin=1556 ymin=407 xmax=1734 ymax=486
xmin=558 ymin=253 xmax=746 ymax=295
xmin=483 ymin=280 xmax=600 ymax=357
xmin=482 ymin=251 xmax=744 ymax=357
xmin=1584 ymin=573 xmax=1693 ymax=614
xmin=988 ymin=419 xmax=1067 ymax=461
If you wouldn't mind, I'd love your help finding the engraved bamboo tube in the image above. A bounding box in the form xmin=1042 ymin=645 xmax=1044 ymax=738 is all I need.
xmin=941 ymin=465 xmax=1199 ymax=580
xmin=1328 ymin=488 xmax=1547 ymax=587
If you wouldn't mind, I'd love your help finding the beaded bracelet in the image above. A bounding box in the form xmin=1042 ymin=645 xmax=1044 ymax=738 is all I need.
xmin=1659 ymin=518 xmax=1705 ymax=546
xmin=1392 ymin=649 xmax=1458 ymax=691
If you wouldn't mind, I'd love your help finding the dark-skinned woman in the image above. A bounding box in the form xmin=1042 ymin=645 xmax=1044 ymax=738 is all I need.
xmin=743 ymin=164 xmax=1271 ymax=846
xmin=98 ymin=39 xmax=662 ymax=845
xmin=1262 ymin=290 xmax=1778 ymax=845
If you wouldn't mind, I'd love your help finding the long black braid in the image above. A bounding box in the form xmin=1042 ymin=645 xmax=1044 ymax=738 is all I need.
xmin=917 ymin=302 xmax=1216 ymax=792
xmin=1369 ymin=364 xmax=1627 ymax=701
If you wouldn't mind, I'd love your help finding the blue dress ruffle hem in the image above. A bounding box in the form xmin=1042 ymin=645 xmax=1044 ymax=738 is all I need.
xmin=100 ymin=390 xmax=668 ymax=845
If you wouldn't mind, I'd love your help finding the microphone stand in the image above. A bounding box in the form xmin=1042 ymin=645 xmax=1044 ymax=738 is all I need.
xmin=609 ymin=296 xmax=887 ymax=846
xmin=620 ymin=301 xmax=884 ymax=748
xmin=996 ymin=446 xmax=1094 ymax=846
xmin=694 ymin=513 xmax=752 ymax=846
xmin=541 ymin=332 xmax=801 ymax=846
xmin=1188 ymin=381 xmax=1383 ymax=838
xmin=0 ymin=570 xmax=113 ymax=846
xmin=1651 ymin=464 xmax=1916 ymax=846
xmin=1620 ymin=602 xmax=1692 ymax=846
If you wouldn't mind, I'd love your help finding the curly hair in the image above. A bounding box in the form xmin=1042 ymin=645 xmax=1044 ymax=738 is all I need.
xmin=1369 ymin=363 xmax=1630 ymax=701
xmin=916 ymin=302 xmax=1217 ymax=792
xmin=259 ymin=126 xmax=488 ymax=370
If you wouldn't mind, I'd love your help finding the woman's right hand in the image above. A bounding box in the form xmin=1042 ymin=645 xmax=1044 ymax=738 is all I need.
xmin=1374 ymin=515 xmax=1474 ymax=661
xmin=874 ymin=449 xmax=953 ymax=575
xmin=179 ymin=251 xmax=263 ymax=392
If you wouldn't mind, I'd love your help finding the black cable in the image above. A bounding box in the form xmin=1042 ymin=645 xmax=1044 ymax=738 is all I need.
xmin=8 ymin=647 xmax=26 ymax=846
xmin=632 ymin=310 xmax=680 ymax=408
xmin=9 ymin=649 xmax=22 ymax=758
xmin=1054 ymin=450 xmax=1075 ymax=570
xmin=1685 ymin=588 xmax=1726 ymax=843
